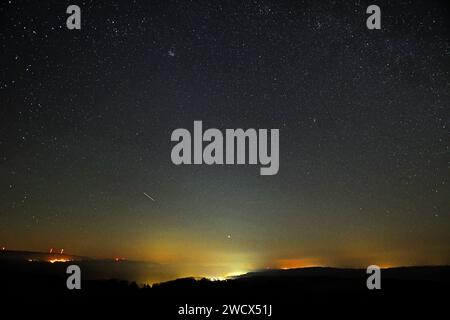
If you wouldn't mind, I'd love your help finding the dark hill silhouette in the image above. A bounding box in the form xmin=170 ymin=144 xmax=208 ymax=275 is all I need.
xmin=1 ymin=255 xmax=448 ymax=316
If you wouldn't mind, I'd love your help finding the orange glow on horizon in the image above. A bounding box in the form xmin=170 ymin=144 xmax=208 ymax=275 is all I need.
xmin=276 ymin=258 xmax=322 ymax=270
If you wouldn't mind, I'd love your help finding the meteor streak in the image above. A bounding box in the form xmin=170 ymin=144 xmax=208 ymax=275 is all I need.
xmin=143 ymin=192 xmax=155 ymax=201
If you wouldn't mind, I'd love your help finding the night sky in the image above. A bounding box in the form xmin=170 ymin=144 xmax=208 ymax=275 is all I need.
xmin=1 ymin=0 xmax=449 ymax=279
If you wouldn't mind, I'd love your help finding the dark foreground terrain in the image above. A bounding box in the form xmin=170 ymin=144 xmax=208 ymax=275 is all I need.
xmin=1 ymin=259 xmax=448 ymax=318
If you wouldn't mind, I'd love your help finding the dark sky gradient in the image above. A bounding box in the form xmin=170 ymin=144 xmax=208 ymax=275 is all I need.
xmin=1 ymin=0 xmax=449 ymax=278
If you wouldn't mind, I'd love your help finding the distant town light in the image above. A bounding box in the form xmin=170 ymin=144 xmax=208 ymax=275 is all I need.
xmin=49 ymin=258 xmax=70 ymax=263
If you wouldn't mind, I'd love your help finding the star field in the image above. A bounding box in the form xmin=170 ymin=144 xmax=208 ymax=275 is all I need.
xmin=0 ymin=0 xmax=449 ymax=274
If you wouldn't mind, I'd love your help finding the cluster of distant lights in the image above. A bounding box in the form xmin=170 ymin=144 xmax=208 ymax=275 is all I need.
xmin=29 ymin=248 xmax=72 ymax=263
xmin=208 ymin=270 xmax=248 ymax=281
xmin=27 ymin=258 xmax=72 ymax=263
xmin=27 ymin=248 xmax=72 ymax=263
xmin=1 ymin=246 xmax=130 ymax=264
